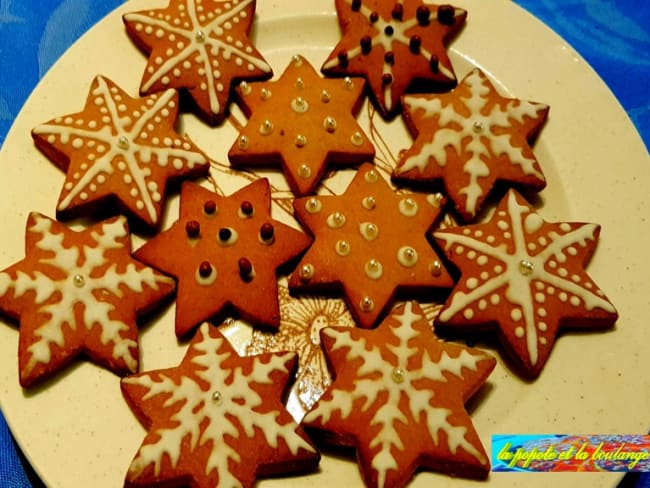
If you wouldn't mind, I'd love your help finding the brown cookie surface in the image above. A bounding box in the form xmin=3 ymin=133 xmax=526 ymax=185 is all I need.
xmin=433 ymin=190 xmax=618 ymax=378
xmin=302 ymin=301 xmax=495 ymax=487
xmin=31 ymin=75 xmax=210 ymax=230
xmin=394 ymin=68 xmax=549 ymax=221
xmin=322 ymin=0 xmax=467 ymax=118
xmin=122 ymin=322 xmax=320 ymax=488
xmin=123 ymin=0 xmax=272 ymax=124
xmin=229 ymin=55 xmax=375 ymax=196
xmin=134 ymin=179 xmax=312 ymax=338
xmin=0 ymin=213 xmax=175 ymax=388
xmin=289 ymin=163 xmax=452 ymax=329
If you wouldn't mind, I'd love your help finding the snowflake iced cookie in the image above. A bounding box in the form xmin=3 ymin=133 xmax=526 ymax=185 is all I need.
xmin=393 ymin=68 xmax=549 ymax=221
xmin=123 ymin=0 xmax=272 ymax=124
xmin=31 ymin=75 xmax=210 ymax=230
xmin=121 ymin=322 xmax=320 ymax=487
xmin=321 ymin=0 xmax=467 ymax=118
xmin=288 ymin=163 xmax=453 ymax=329
xmin=134 ymin=179 xmax=312 ymax=339
xmin=228 ymin=55 xmax=375 ymax=196
xmin=0 ymin=213 xmax=175 ymax=388
xmin=433 ymin=190 xmax=618 ymax=378
xmin=302 ymin=301 xmax=495 ymax=487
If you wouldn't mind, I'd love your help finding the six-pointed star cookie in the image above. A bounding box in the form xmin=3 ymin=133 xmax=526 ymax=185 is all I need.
xmin=288 ymin=163 xmax=452 ymax=328
xmin=228 ymin=55 xmax=375 ymax=196
xmin=0 ymin=213 xmax=175 ymax=387
xmin=302 ymin=301 xmax=495 ymax=487
xmin=134 ymin=179 xmax=312 ymax=338
xmin=322 ymin=0 xmax=467 ymax=118
xmin=121 ymin=322 xmax=320 ymax=488
xmin=123 ymin=0 xmax=272 ymax=124
xmin=433 ymin=190 xmax=618 ymax=378
xmin=31 ymin=75 xmax=210 ymax=230
xmin=393 ymin=68 xmax=549 ymax=221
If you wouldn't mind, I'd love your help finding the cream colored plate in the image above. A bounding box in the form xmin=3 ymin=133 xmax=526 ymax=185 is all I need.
xmin=1 ymin=0 xmax=649 ymax=487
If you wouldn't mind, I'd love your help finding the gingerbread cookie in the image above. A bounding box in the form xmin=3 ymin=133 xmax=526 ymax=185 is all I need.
xmin=302 ymin=301 xmax=495 ymax=487
xmin=123 ymin=0 xmax=272 ymax=124
xmin=433 ymin=190 xmax=618 ymax=378
xmin=228 ymin=55 xmax=375 ymax=196
xmin=134 ymin=179 xmax=312 ymax=338
xmin=121 ymin=322 xmax=320 ymax=487
xmin=31 ymin=75 xmax=210 ymax=230
xmin=393 ymin=68 xmax=549 ymax=221
xmin=288 ymin=163 xmax=453 ymax=329
xmin=0 ymin=213 xmax=175 ymax=388
xmin=321 ymin=0 xmax=467 ymax=118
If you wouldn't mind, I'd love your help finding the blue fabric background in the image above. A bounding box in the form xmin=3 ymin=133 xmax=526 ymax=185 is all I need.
xmin=0 ymin=0 xmax=648 ymax=486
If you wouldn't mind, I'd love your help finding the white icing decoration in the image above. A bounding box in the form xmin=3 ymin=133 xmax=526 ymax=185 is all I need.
xmin=304 ymin=197 xmax=322 ymax=214
xmin=124 ymin=0 xmax=271 ymax=116
xmin=32 ymin=77 xmax=206 ymax=225
xmin=303 ymin=303 xmax=488 ymax=486
xmin=397 ymin=70 xmax=547 ymax=217
xmin=326 ymin=212 xmax=346 ymax=229
xmin=364 ymin=259 xmax=383 ymax=280
xmin=125 ymin=325 xmax=315 ymax=484
xmin=359 ymin=222 xmax=379 ymax=241
xmin=436 ymin=191 xmax=616 ymax=365
xmin=397 ymin=246 xmax=418 ymax=267
xmin=398 ymin=197 xmax=418 ymax=217
xmin=323 ymin=0 xmax=459 ymax=112
xmin=1 ymin=214 xmax=171 ymax=376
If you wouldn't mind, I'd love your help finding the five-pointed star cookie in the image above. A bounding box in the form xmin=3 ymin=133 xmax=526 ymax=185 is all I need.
xmin=322 ymin=0 xmax=467 ymax=118
xmin=134 ymin=179 xmax=312 ymax=338
xmin=123 ymin=0 xmax=272 ymax=124
xmin=32 ymin=75 xmax=210 ymax=230
xmin=393 ymin=68 xmax=550 ymax=221
xmin=121 ymin=322 xmax=320 ymax=488
xmin=0 ymin=213 xmax=175 ymax=387
xmin=302 ymin=301 xmax=496 ymax=487
xmin=228 ymin=55 xmax=375 ymax=196
xmin=433 ymin=190 xmax=618 ymax=378
xmin=288 ymin=163 xmax=452 ymax=328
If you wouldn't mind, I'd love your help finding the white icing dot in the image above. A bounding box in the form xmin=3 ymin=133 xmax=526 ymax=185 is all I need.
xmin=538 ymin=322 xmax=548 ymax=331
xmin=570 ymin=296 xmax=581 ymax=306
xmin=463 ymin=308 xmax=474 ymax=320
xmin=514 ymin=327 xmax=525 ymax=338
xmin=466 ymin=278 xmax=478 ymax=290
xmin=511 ymin=308 xmax=522 ymax=321
xmin=327 ymin=212 xmax=346 ymax=229
xmin=490 ymin=294 xmax=500 ymax=305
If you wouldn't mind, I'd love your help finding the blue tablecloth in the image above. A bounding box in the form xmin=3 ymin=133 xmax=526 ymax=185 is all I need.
xmin=0 ymin=1 xmax=648 ymax=486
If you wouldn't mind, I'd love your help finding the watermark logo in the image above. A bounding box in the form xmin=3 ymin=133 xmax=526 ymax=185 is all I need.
xmin=492 ymin=435 xmax=650 ymax=472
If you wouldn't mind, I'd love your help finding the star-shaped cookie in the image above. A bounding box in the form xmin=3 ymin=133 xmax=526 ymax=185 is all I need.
xmin=0 ymin=213 xmax=175 ymax=387
xmin=121 ymin=322 xmax=320 ymax=487
xmin=288 ymin=163 xmax=452 ymax=328
xmin=228 ymin=55 xmax=375 ymax=196
xmin=123 ymin=0 xmax=272 ymax=124
xmin=302 ymin=301 xmax=495 ymax=487
xmin=134 ymin=179 xmax=312 ymax=338
xmin=433 ymin=190 xmax=618 ymax=377
xmin=32 ymin=75 xmax=210 ymax=230
xmin=393 ymin=68 xmax=549 ymax=221
xmin=321 ymin=0 xmax=467 ymax=118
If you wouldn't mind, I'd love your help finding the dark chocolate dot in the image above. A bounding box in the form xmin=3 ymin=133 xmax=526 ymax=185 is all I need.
xmin=384 ymin=25 xmax=394 ymax=36
xmin=240 ymin=201 xmax=254 ymax=215
xmin=260 ymin=222 xmax=275 ymax=241
xmin=238 ymin=257 xmax=253 ymax=279
xmin=351 ymin=0 xmax=361 ymax=11
xmin=360 ymin=35 xmax=372 ymax=54
xmin=382 ymin=73 xmax=393 ymax=85
xmin=409 ymin=35 xmax=422 ymax=54
xmin=437 ymin=4 xmax=455 ymax=25
xmin=203 ymin=200 xmax=217 ymax=215
xmin=369 ymin=11 xmax=379 ymax=23
xmin=337 ymin=50 xmax=349 ymax=67
xmin=218 ymin=227 xmax=232 ymax=242
xmin=384 ymin=51 xmax=394 ymax=65
xmin=430 ymin=54 xmax=439 ymax=72
xmin=199 ymin=261 xmax=212 ymax=278
xmin=185 ymin=220 xmax=200 ymax=238
xmin=391 ymin=3 xmax=403 ymax=20
xmin=416 ymin=5 xmax=430 ymax=25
